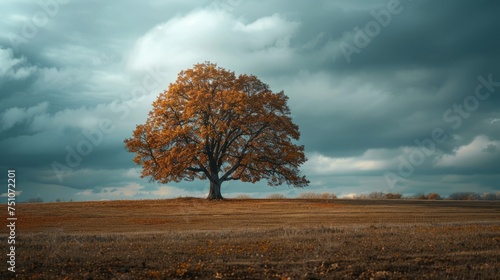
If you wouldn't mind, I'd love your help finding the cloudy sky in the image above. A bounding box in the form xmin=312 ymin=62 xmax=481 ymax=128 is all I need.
xmin=1 ymin=0 xmax=499 ymax=201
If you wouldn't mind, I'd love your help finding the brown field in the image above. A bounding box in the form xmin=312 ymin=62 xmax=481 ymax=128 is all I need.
xmin=1 ymin=199 xmax=500 ymax=279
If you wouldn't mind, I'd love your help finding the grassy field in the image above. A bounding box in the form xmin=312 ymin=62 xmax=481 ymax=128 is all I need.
xmin=1 ymin=199 xmax=499 ymax=279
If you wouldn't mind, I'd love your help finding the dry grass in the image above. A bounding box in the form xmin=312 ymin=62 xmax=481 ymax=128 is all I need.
xmin=1 ymin=199 xmax=499 ymax=279
xmin=298 ymin=192 xmax=337 ymax=199
xmin=266 ymin=193 xmax=286 ymax=199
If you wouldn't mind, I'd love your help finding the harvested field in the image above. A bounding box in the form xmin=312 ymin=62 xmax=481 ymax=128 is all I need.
xmin=1 ymin=199 xmax=499 ymax=279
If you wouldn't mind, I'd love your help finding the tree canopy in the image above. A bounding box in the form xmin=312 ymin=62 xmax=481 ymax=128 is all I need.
xmin=125 ymin=62 xmax=309 ymax=199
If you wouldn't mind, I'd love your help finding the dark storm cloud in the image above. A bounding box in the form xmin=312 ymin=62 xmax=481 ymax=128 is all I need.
xmin=286 ymin=0 xmax=500 ymax=156
xmin=0 ymin=0 xmax=498 ymax=201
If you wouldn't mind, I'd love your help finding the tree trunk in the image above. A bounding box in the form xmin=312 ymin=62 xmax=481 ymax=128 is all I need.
xmin=207 ymin=180 xmax=223 ymax=200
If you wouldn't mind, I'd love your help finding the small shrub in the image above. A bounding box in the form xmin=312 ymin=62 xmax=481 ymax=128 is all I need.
xmin=298 ymin=192 xmax=319 ymax=199
xmin=467 ymin=193 xmax=480 ymax=200
xmin=413 ymin=193 xmax=427 ymax=200
xmin=384 ymin=193 xmax=402 ymax=199
xmin=449 ymin=192 xmax=480 ymax=200
xmin=426 ymin=193 xmax=441 ymax=200
xmin=297 ymin=192 xmax=337 ymax=200
xmin=27 ymin=197 xmax=44 ymax=203
xmin=480 ymin=192 xmax=496 ymax=200
xmin=267 ymin=193 xmax=286 ymax=199
xmin=320 ymin=192 xmax=337 ymax=200
xmin=368 ymin=192 xmax=385 ymax=199
xmin=353 ymin=193 xmax=368 ymax=199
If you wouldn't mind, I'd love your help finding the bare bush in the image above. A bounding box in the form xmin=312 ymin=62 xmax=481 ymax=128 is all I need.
xmin=384 ymin=193 xmax=402 ymax=199
xmin=368 ymin=192 xmax=385 ymax=199
xmin=298 ymin=192 xmax=336 ymax=199
xmin=27 ymin=197 xmax=44 ymax=203
xmin=449 ymin=192 xmax=480 ymax=200
xmin=320 ymin=192 xmax=337 ymax=200
xmin=298 ymin=192 xmax=321 ymax=199
xmin=353 ymin=193 xmax=368 ymax=199
xmin=426 ymin=193 xmax=442 ymax=200
xmin=480 ymin=193 xmax=496 ymax=200
xmin=408 ymin=193 xmax=441 ymax=200
xmin=412 ymin=193 xmax=427 ymax=200
xmin=468 ymin=193 xmax=481 ymax=200
xmin=267 ymin=193 xmax=286 ymax=199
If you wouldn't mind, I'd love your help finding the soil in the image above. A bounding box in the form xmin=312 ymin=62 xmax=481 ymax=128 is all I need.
xmin=1 ymin=199 xmax=499 ymax=279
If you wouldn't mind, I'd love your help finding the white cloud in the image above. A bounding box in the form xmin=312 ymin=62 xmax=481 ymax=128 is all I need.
xmin=0 ymin=47 xmax=36 ymax=79
xmin=14 ymin=92 xmax=152 ymax=134
xmin=278 ymin=71 xmax=393 ymax=114
xmin=34 ymin=67 xmax=91 ymax=92
xmin=0 ymin=190 xmax=22 ymax=197
xmin=42 ymin=44 xmax=115 ymax=67
xmin=339 ymin=193 xmax=357 ymax=198
xmin=75 ymin=183 xmax=203 ymax=200
xmin=76 ymin=182 xmax=146 ymax=199
xmin=305 ymin=149 xmax=391 ymax=175
xmin=436 ymin=135 xmax=499 ymax=168
xmin=29 ymin=105 xmax=111 ymax=133
xmin=0 ymin=101 xmax=49 ymax=131
xmin=126 ymin=10 xmax=300 ymax=76
xmin=124 ymin=168 xmax=142 ymax=178
xmin=150 ymin=185 xmax=206 ymax=197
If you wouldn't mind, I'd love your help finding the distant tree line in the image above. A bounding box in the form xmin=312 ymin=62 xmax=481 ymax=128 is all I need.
xmin=345 ymin=191 xmax=500 ymax=200
xmin=26 ymin=197 xmax=44 ymax=203
xmin=259 ymin=191 xmax=500 ymax=200
xmin=448 ymin=192 xmax=499 ymax=200
xmin=23 ymin=191 xmax=500 ymax=202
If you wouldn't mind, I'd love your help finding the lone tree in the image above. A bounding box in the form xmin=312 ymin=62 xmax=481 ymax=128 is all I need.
xmin=125 ymin=62 xmax=309 ymax=199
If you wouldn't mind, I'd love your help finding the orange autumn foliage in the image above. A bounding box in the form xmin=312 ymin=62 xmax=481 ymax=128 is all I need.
xmin=125 ymin=62 xmax=309 ymax=199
